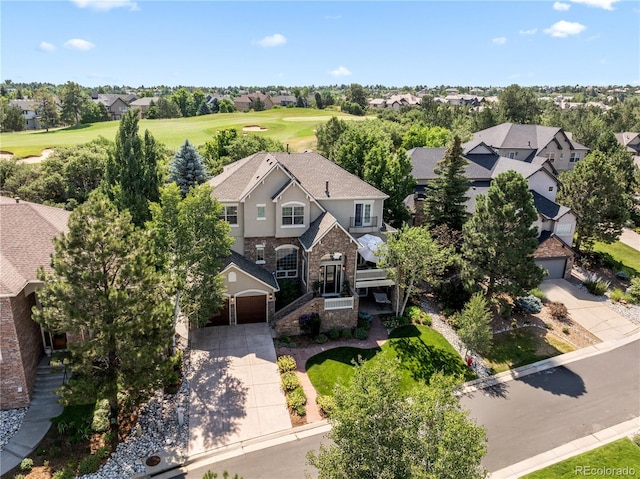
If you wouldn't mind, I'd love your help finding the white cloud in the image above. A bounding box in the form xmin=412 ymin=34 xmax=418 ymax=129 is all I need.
xmin=519 ymin=28 xmax=538 ymax=35
xmin=492 ymin=37 xmax=507 ymax=45
xmin=71 ymin=0 xmax=139 ymax=11
xmin=64 ymin=38 xmax=96 ymax=50
xmin=544 ymin=20 xmax=586 ymax=37
xmin=553 ymin=2 xmax=571 ymax=11
xmin=570 ymin=0 xmax=619 ymax=10
xmin=256 ymin=33 xmax=287 ymax=47
xmin=39 ymin=41 xmax=56 ymax=52
xmin=329 ymin=66 xmax=352 ymax=77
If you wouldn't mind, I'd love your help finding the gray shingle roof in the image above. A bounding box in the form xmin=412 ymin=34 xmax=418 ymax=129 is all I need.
xmin=530 ymin=190 xmax=571 ymax=220
xmin=299 ymin=212 xmax=338 ymax=250
xmin=0 ymin=197 xmax=70 ymax=296
xmin=208 ymin=152 xmax=388 ymax=202
xmin=223 ymin=251 xmax=279 ymax=291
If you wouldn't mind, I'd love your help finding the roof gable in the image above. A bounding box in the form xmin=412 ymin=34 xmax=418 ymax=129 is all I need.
xmin=222 ymin=251 xmax=279 ymax=291
xmin=299 ymin=211 xmax=357 ymax=251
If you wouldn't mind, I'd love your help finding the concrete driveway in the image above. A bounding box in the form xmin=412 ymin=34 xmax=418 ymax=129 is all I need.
xmin=539 ymin=279 xmax=639 ymax=341
xmin=187 ymin=323 xmax=291 ymax=458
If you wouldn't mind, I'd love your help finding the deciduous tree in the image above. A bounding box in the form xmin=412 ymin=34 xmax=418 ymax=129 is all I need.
xmin=462 ymin=170 xmax=543 ymax=300
xmin=0 ymin=99 xmax=24 ymax=131
xmin=34 ymin=88 xmax=59 ymax=131
xmin=33 ymin=193 xmax=173 ymax=442
xmin=60 ymin=81 xmax=87 ymax=125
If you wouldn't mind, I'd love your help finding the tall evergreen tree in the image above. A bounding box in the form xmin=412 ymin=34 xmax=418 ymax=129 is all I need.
xmin=60 ymin=81 xmax=87 ymax=125
xmin=105 ymin=110 xmax=163 ymax=226
xmin=457 ymin=293 xmax=493 ymax=358
xmin=423 ymin=135 xmax=470 ymax=232
xmin=462 ymin=170 xmax=543 ymax=300
xmin=33 ymin=193 xmax=173 ymax=442
xmin=169 ymin=139 xmax=209 ymax=197
xmin=34 ymin=88 xmax=59 ymax=132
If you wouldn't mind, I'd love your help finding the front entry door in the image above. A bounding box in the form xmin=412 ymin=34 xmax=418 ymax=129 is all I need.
xmin=321 ymin=263 xmax=341 ymax=296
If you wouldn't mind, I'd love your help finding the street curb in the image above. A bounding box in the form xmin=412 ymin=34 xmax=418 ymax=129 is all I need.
xmin=489 ymin=417 xmax=640 ymax=479
xmin=148 ymin=421 xmax=330 ymax=479
xmin=459 ymin=331 xmax=640 ymax=395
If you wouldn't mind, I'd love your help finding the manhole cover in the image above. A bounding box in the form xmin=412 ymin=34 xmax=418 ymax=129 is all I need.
xmin=146 ymin=455 xmax=161 ymax=467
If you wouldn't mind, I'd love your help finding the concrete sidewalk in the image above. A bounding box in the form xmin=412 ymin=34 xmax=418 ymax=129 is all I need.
xmin=539 ymin=279 xmax=639 ymax=341
xmin=620 ymin=228 xmax=640 ymax=251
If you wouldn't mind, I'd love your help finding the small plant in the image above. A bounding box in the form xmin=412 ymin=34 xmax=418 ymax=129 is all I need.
xmin=43 ymin=460 xmax=50 ymax=467
xmin=56 ymin=419 xmax=74 ymax=435
xmin=358 ymin=311 xmax=372 ymax=322
xmin=610 ymin=288 xmax=632 ymax=303
xmin=548 ymin=301 xmax=569 ymax=320
xmin=628 ymin=277 xmax=640 ymax=303
xmin=314 ymin=333 xmax=328 ymax=344
xmin=498 ymin=298 xmax=513 ymax=319
xmin=78 ymin=454 xmax=102 ymax=475
xmin=278 ymin=335 xmax=291 ymax=344
xmin=316 ymin=394 xmax=335 ymax=418
xmin=514 ymin=295 xmax=543 ymax=314
xmin=286 ymin=386 xmax=307 ymax=411
xmin=562 ymin=327 xmax=570 ymax=335
xmin=329 ymin=328 xmax=340 ymax=340
xmin=616 ymin=270 xmax=630 ymax=280
xmin=582 ymin=273 xmax=610 ymax=296
xmin=354 ymin=327 xmax=368 ymax=340
xmin=341 ymin=328 xmax=353 ymax=340
xmin=529 ymin=288 xmax=546 ymax=300
xmin=545 ymin=322 xmax=553 ymax=330
xmin=299 ymin=312 xmax=322 ymax=338
xmin=276 ymin=355 xmax=297 ymax=373
xmin=280 ymin=371 xmax=300 ymax=392
xmin=13 ymin=475 xmax=25 ymax=479
xmin=95 ymin=445 xmax=111 ymax=460
xmin=20 ymin=458 xmax=33 ymax=472
xmin=510 ymin=320 xmax=518 ymax=329
xmin=447 ymin=312 xmax=460 ymax=330
xmin=52 ymin=471 xmax=75 ymax=479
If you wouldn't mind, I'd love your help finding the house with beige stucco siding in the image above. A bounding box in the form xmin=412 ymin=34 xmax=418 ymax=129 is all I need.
xmin=207 ymin=152 xmax=396 ymax=334
xmin=407 ymin=143 xmax=577 ymax=280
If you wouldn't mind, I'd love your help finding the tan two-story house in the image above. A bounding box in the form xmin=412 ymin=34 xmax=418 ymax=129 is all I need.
xmin=207 ymin=152 xmax=395 ymax=335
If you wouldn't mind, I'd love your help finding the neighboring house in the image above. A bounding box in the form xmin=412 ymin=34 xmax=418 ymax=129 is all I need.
xmin=0 ymin=196 xmax=70 ymax=410
xmin=466 ymin=122 xmax=589 ymax=172
xmin=8 ymin=99 xmax=40 ymax=130
xmin=207 ymin=152 xmax=395 ymax=335
xmin=129 ymin=97 xmax=160 ymax=118
xmin=407 ymin=143 xmax=577 ymax=279
xmin=272 ymin=95 xmax=297 ymax=107
xmin=92 ymin=94 xmax=136 ymax=120
xmin=615 ymin=132 xmax=640 ymax=168
xmin=367 ymin=94 xmax=421 ymax=110
xmin=233 ymin=92 xmax=274 ymax=112
xmin=442 ymin=94 xmax=485 ymax=107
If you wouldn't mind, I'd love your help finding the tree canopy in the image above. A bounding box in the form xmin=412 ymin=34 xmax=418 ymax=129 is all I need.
xmin=169 ymin=139 xmax=209 ymax=197
xmin=60 ymin=81 xmax=87 ymax=125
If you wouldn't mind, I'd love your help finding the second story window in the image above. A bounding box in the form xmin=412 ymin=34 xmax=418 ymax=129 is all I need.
xmin=257 ymin=204 xmax=266 ymax=220
xmin=221 ymin=205 xmax=238 ymax=226
xmin=282 ymin=204 xmax=304 ymax=226
xmin=570 ymin=152 xmax=581 ymax=163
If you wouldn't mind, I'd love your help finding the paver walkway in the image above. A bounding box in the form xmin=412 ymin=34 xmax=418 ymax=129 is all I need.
xmin=539 ymin=279 xmax=639 ymax=341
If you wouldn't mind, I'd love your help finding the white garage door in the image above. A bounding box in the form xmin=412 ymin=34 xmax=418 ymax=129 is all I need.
xmin=536 ymin=258 xmax=567 ymax=280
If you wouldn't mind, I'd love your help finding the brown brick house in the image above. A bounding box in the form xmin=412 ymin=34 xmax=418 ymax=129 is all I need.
xmin=0 ymin=197 xmax=70 ymax=409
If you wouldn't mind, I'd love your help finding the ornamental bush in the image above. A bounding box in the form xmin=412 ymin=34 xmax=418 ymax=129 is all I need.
xmin=316 ymin=394 xmax=335 ymax=418
xmin=280 ymin=371 xmax=300 ymax=392
xmin=514 ymin=295 xmax=542 ymax=314
xmin=627 ymin=277 xmax=640 ymax=303
xmin=548 ymin=301 xmax=568 ymax=320
xmin=299 ymin=312 xmax=321 ymax=338
xmin=276 ymin=355 xmax=297 ymax=374
xmin=286 ymin=386 xmax=307 ymax=410
xmin=582 ymin=273 xmax=610 ymax=296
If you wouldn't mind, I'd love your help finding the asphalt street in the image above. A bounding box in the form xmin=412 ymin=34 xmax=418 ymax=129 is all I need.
xmin=460 ymin=340 xmax=640 ymax=471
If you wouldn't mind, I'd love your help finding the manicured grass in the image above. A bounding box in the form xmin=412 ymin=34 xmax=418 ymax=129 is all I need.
xmin=305 ymin=325 xmax=475 ymax=396
xmin=521 ymin=438 xmax=640 ymax=479
xmin=484 ymin=327 xmax=575 ymax=374
xmin=0 ymin=108 xmax=371 ymax=157
xmin=592 ymin=241 xmax=640 ymax=277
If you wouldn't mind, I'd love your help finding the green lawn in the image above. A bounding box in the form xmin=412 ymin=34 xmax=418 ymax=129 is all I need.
xmin=0 ymin=108 xmax=371 ymax=158
xmin=521 ymin=438 xmax=640 ymax=479
xmin=592 ymin=241 xmax=640 ymax=277
xmin=305 ymin=325 xmax=475 ymax=396
xmin=484 ymin=327 xmax=575 ymax=374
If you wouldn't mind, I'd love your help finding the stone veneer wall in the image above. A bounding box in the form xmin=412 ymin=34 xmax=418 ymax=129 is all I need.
xmin=0 ymin=292 xmax=42 ymax=409
xmin=413 ymin=197 xmax=427 ymax=227
xmin=306 ymin=226 xmax=358 ymax=295
xmin=244 ymin=237 xmax=303 ymax=278
xmin=534 ymin=237 xmax=575 ymax=279
xmin=272 ymin=294 xmax=359 ymax=337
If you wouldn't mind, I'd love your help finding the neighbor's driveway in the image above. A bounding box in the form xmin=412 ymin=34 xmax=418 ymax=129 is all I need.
xmin=538 ymin=279 xmax=639 ymax=341
xmin=187 ymin=323 xmax=291 ymax=458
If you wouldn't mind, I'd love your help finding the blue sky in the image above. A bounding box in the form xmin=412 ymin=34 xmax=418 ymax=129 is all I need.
xmin=2 ymin=0 xmax=638 ymax=88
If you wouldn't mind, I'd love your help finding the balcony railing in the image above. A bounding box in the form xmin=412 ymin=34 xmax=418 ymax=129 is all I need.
xmin=356 ymin=269 xmax=388 ymax=282
xmin=324 ymin=296 xmax=355 ymax=311
xmin=349 ymin=216 xmax=379 ymax=230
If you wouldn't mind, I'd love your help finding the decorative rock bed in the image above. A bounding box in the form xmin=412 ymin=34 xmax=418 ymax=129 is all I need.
xmin=0 ymin=407 xmax=28 ymax=451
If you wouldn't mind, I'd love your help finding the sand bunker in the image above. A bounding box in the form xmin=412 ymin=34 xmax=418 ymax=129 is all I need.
xmin=243 ymin=125 xmax=268 ymax=132
xmin=1 ymin=148 xmax=55 ymax=164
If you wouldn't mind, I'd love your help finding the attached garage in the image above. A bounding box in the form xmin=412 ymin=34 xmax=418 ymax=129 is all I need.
xmin=207 ymin=299 xmax=230 ymax=327
xmin=236 ymin=295 xmax=267 ymax=324
xmin=536 ymin=258 xmax=567 ymax=280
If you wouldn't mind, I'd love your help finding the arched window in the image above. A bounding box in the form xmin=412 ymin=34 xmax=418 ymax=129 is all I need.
xmin=275 ymin=245 xmax=299 ymax=278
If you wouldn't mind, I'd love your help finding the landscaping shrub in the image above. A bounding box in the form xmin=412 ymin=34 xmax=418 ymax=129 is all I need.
xmin=446 ymin=312 xmax=461 ymax=330
xmin=562 ymin=327 xmax=570 ymax=335
xmin=329 ymin=328 xmax=340 ymax=340
xmin=610 ymin=288 xmax=632 ymax=303
xmin=20 ymin=458 xmax=33 ymax=472
xmin=299 ymin=312 xmax=321 ymax=338
xmin=529 ymin=288 xmax=546 ymax=300
xmin=14 ymin=474 xmax=25 ymax=479
xmin=357 ymin=316 xmax=371 ymax=331
xmin=92 ymin=398 xmax=110 ymax=432
xmin=514 ymin=295 xmax=542 ymax=314
xmin=498 ymin=299 xmax=513 ymax=319
xmin=434 ymin=277 xmax=470 ymax=311
xmin=286 ymin=386 xmax=307 ymax=411
xmin=582 ymin=273 xmax=610 ymax=296
xmin=280 ymin=371 xmax=300 ymax=392
xmin=341 ymin=328 xmax=353 ymax=340
xmin=616 ymin=270 xmax=630 ymax=280
xmin=78 ymin=454 xmax=102 ymax=475
xmin=627 ymin=277 xmax=640 ymax=303
xmin=358 ymin=311 xmax=372 ymax=322
xmin=314 ymin=333 xmax=328 ymax=344
xmin=316 ymin=394 xmax=335 ymax=418
xmin=276 ymin=355 xmax=297 ymax=373
xmin=354 ymin=327 xmax=368 ymax=340
xmin=548 ymin=301 xmax=568 ymax=321
xmin=52 ymin=470 xmax=75 ymax=479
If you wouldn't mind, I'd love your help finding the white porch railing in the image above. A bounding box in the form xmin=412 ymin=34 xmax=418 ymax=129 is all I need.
xmin=324 ymin=296 xmax=355 ymax=311
xmin=356 ymin=269 xmax=388 ymax=281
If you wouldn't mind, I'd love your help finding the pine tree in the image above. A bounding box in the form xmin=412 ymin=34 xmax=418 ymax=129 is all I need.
xmin=33 ymin=193 xmax=173 ymax=442
xmin=423 ymin=135 xmax=470 ymax=231
xmin=105 ymin=110 xmax=163 ymax=226
xmin=462 ymin=170 xmax=543 ymax=300
xmin=169 ymin=139 xmax=209 ymax=197
xmin=457 ymin=293 xmax=493 ymax=357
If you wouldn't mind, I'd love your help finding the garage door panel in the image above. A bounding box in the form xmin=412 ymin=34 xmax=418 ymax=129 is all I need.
xmin=207 ymin=299 xmax=230 ymax=327
xmin=536 ymin=258 xmax=567 ymax=280
xmin=236 ymin=295 xmax=266 ymax=324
